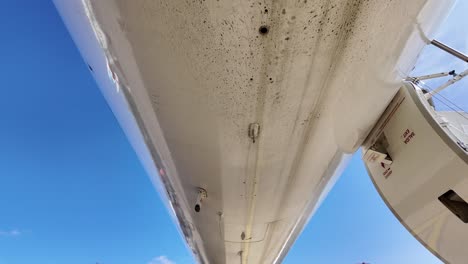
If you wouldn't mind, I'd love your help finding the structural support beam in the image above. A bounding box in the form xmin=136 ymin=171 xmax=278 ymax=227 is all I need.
xmin=431 ymin=39 xmax=468 ymax=63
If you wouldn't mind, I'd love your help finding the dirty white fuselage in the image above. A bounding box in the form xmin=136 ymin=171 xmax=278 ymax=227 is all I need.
xmin=53 ymin=1 xmax=453 ymax=263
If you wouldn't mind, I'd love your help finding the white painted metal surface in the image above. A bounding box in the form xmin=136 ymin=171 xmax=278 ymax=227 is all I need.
xmin=363 ymin=83 xmax=468 ymax=264
xmin=53 ymin=1 xmax=454 ymax=263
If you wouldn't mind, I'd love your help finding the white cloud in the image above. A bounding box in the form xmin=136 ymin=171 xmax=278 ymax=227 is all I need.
xmin=0 ymin=229 xmax=21 ymax=237
xmin=147 ymin=256 xmax=175 ymax=264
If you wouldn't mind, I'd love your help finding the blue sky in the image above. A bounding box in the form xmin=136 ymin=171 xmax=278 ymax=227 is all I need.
xmin=0 ymin=1 xmax=466 ymax=264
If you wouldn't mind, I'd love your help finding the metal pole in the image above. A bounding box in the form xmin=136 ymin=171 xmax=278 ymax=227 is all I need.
xmin=405 ymin=71 xmax=453 ymax=82
xmin=431 ymin=40 xmax=468 ymax=63
xmin=425 ymin=68 xmax=468 ymax=99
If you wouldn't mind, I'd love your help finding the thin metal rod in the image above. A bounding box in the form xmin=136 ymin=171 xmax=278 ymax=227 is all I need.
xmin=425 ymin=68 xmax=468 ymax=99
xmin=431 ymin=40 xmax=468 ymax=63
xmin=405 ymin=71 xmax=453 ymax=82
xmin=415 ymin=72 xmax=452 ymax=81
